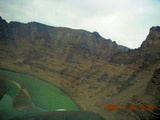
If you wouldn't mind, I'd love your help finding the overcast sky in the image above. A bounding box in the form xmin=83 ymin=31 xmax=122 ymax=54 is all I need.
xmin=0 ymin=0 xmax=160 ymax=48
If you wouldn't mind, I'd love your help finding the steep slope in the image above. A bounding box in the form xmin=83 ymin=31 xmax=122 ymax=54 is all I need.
xmin=104 ymin=26 xmax=160 ymax=120
xmin=0 ymin=16 xmax=160 ymax=120
xmin=141 ymin=26 xmax=160 ymax=52
xmin=0 ymin=16 xmax=127 ymax=63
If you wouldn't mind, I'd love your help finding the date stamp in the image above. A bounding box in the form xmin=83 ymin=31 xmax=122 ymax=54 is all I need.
xmin=105 ymin=104 xmax=156 ymax=111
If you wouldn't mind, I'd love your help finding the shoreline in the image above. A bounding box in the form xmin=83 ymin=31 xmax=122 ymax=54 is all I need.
xmin=0 ymin=67 xmax=81 ymax=111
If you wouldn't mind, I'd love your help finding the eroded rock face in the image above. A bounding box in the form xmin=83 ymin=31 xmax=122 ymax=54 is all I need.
xmin=0 ymin=16 xmax=127 ymax=63
xmin=0 ymin=17 xmax=9 ymax=41
xmin=0 ymin=17 xmax=160 ymax=120
xmin=126 ymin=68 xmax=160 ymax=120
xmin=139 ymin=26 xmax=160 ymax=65
xmin=140 ymin=26 xmax=160 ymax=52
xmin=131 ymin=68 xmax=160 ymax=120
xmin=110 ymin=26 xmax=160 ymax=66
xmin=146 ymin=68 xmax=160 ymax=107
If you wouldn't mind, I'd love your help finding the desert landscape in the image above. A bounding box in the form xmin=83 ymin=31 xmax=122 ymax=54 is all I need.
xmin=0 ymin=16 xmax=160 ymax=120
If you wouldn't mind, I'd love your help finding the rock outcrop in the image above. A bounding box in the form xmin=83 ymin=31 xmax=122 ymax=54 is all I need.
xmin=146 ymin=68 xmax=160 ymax=110
xmin=140 ymin=26 xmax=160 ymax=52
xmin=0 ymin=16 xmax=127 ymax=63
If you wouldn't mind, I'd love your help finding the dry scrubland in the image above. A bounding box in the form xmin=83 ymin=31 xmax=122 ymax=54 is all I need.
xmin=0 ymin=17 xmax=160 ymax=119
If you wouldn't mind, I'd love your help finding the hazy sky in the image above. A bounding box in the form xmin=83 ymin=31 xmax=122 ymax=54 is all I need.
xmin=0 ymin=0 xmax=160 ymax=48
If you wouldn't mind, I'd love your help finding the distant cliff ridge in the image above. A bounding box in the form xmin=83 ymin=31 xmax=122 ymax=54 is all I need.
xmin=0 ymin=16 xmax=128 ymax=63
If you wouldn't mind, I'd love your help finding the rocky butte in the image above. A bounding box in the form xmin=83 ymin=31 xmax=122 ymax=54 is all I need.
xmin=0 ymin=16 xmax=160 ymax=120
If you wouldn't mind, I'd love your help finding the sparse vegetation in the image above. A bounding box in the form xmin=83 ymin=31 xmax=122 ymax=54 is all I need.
xmin=0 ymin=17 xmax=160 ymax=120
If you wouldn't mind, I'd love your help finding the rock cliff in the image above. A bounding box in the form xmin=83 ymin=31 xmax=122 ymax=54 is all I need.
xmin=0 ymin=16 xmax=127 ymax=63
xmin=0 ymin=17 xmax=160 ymax=120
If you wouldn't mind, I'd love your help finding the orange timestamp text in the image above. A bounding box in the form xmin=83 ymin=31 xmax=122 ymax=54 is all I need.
xmin=105 ymin=104 xmax=156 ymax=111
